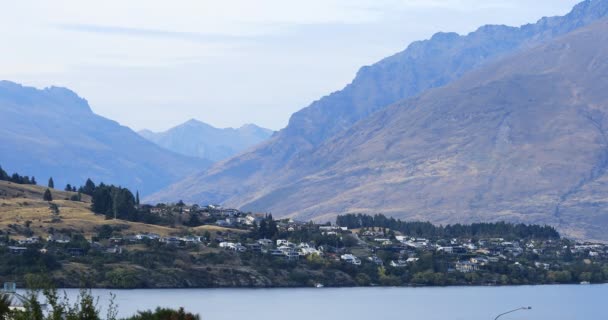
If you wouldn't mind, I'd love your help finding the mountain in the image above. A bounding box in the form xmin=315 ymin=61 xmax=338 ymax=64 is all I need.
xmin=148 ymin=0 xmax=608 ymax=217
xmin=0 ymin=81 xmax=210 ymax=195
xmin=138 ymin=120 xmax=274 ymax=162
xmin=241 ymin=19 xmax=608 ymax=241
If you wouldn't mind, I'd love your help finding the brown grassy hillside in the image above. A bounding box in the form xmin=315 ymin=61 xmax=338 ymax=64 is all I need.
xmin=0 ymin=181 xmax=235 ymax=239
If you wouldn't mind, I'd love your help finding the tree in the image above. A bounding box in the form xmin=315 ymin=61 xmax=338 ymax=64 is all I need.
xmin=47 ymin=177 xmax=54 ymax=189
xmin=92 ymin=185 xmax=113 ymax=216
xmin=64 ymin=184 xmax=72 ymax=192
xmin=136 ymin=191 xmax=140 ymax=206
xmin=267 ymin=215 xmax=278 ymax=238
xmin=81 ymin=178 xmax=96 ymax=195
xmin=125 ymin=307 xmax=200 ymax=320
xmin=31 ymin=176 xmax=37 ymax=185
xmin=43 ymin=189 xmax=53 ymax=202
xmin=0 ymin=293 xmax=11 ymax=320
xmin=0 ymin=166 xmax=8 ymax=181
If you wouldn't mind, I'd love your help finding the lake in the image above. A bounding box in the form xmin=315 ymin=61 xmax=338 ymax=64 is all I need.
xmin=29 ymin=284 xmax=608 ymax=319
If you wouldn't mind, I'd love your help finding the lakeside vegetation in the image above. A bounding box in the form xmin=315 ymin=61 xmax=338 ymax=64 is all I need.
xmin=0 ymin=279 xmax=200 ymax=319
xmin=1 ymin=166 xmax=607 ymax=289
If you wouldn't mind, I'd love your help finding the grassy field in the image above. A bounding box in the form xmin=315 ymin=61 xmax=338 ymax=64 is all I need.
xmin=0 ymin=180 xmax=239 ymax=239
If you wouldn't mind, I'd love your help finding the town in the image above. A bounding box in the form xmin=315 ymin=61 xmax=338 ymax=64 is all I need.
xmin=2 ymin=200 xmax=607 ymax=288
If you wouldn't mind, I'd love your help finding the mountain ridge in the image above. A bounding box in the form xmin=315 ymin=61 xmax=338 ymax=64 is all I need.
xmin=240 ymin=19 xmax=608 ymax=241
xmin=148 ymin=0 xmax=608 ymax=214
xmin=0 ymin=81 xmax=210 ymax=195
xmin=138 ymin=119 xmax=273 ymax=162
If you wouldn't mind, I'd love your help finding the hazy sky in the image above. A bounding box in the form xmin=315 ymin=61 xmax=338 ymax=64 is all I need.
xmin=1 ymin=0 xmax=580 ymax=131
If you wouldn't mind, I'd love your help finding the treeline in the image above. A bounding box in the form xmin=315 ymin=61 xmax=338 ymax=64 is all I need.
xmin=78 ymin=179 xmax=140 ymax=221
xmin=336 ymin=213 xmax=560 ymax=240
xmin=0 ymin=165 xmax=37 ymax=185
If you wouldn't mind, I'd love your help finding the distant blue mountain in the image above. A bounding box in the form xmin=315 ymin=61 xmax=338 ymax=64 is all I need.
xmin=139 ymin=119 xmax=273 ymax=162
xmin=0 ymin=81 xmax=210 ymax=195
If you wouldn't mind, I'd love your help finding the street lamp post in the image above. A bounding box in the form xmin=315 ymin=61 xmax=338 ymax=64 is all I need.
xmin=494 ymin=306 xmax=532 ymax=320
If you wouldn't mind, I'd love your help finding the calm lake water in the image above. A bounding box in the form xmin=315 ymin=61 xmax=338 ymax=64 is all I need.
xmin=26 ymin=285 xmax=608 ymax=319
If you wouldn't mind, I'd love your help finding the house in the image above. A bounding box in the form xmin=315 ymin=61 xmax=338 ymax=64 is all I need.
xmin=150 ymin=207 xmax=164 ymax=214
xmin=470 ymin=256 xmax=490 ymax=266
xmin=368 ymin=256 xmax=384 ymax=266
xmin=455 ymin=261 xmax=479 ymax=273
xmin=161 ymin=237 xmax=181 ymax=246
xmin=181 ymin=236 xmax=201 ymax=244
xmin=215 ymin=219 xmax=232 ymax=227
xmin=246 ymin=243 xmax=262 ymax=252
xmin=109 ymin=237 xmax=123 ymax=244
xmin=406 ymin=257 xmax=419 ymax=264
xmin=299 ymin=246 xmax=321 ymax=256
xmin=219 ymin=242 xmax=237 ymax=249
xmin=245 ymin=214 xmax=265 ymax=225
xmin=47 ymin=234 xmax=70 ymax=244
xmin=437 ymin=246 xmax=454 ymax=254
xmin=257 ymin=239 xmax=273 ymax=246
xmin=105 ymin=246 xmax=123 ymax=254
xmin=67 ymin=248 xmax=85 ymax=256
xmin=8 ymin=246 xmax=27 ymax=254
xmin=285 ymin=251 xmax=300 ymax=261
xmin=277 ymin=245 xmax=293 ymax=253
xmin=276 ymin=239 xmax=291 ymax=246
xmin=232 ymin=245 xmax=247 ymax=252
xmin=1 ymin=283 xmax=26 ymax=312
xmin=269 ymin=249 xmax=284 ymax=256
xmin=340 ymin=254 xmax=361 ymax=265
xmin=389 ymin=260 xmax=408 ymax=268
xmin=17 ymin=236 xmax=40 ymax=245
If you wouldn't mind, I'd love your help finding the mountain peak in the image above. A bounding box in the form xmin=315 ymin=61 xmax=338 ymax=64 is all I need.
xmin=139 ymin=119 xmax=273 ymax=162
xmin=0 ymin=80 xmax=92 ymax=114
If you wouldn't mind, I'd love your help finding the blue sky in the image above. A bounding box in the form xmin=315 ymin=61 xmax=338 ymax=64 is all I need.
xmin=1 ymin=0 xmax=580 ymax=131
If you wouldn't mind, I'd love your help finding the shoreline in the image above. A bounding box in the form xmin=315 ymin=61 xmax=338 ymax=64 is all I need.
xmin=31 ymin=282 xmax=608 ymax=291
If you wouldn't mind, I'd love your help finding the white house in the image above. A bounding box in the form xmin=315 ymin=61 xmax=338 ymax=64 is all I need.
xmin=340 ymin=254 xmax=361 ymax=265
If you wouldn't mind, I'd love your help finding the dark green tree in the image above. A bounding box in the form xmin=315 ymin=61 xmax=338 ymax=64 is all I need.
xmin=64 ymin=184 xmax=72 ymax=192
xmin=0 ymin=166 xmax=8 ymax=181
xmin=125 ymin=307 xmax=200 ymax=320
xmin=0 ymin=293 xmax=11 ymax=320
xmin=136 ymin=191 xmax=140 ymax=206
xmin=47 ymin=177 xmax=54 ymax=189
xmin=43 ymin=188 xmax=53 ymax=202
xmin=81 ymin=178 xmax=96 ymax=195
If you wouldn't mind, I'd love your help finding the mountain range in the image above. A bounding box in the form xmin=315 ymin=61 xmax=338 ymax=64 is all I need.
xmin=148 ymin=0 xmax=608 ymax=241
xmin=138 ymin=120 xmax=273 ymax=162
xmin=0 ymin=81 xmax=210 ymax=195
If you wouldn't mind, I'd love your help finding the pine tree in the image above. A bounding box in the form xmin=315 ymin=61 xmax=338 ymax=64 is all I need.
xmin=0 ymin=166 xmax=8 ymax=180
xmin=82 ymin=178 xmax=96 ymax=195
xmin=136 ymin=191 xmax=140 ymax=206
xmin=48 ymin=177 xmax=54 ymax=189
xmin=31 ymin=176 xmax=37 ymax=185
xmin=43 ymin=188 xmax=53 ymax=201
xmin=65 ymin=184 xmax=72 ymax=192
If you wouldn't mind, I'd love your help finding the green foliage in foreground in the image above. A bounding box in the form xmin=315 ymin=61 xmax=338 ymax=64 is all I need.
xmin=125 ymin=308 xmax=200 ymax=320
xmin=3 ymin=276 xmax=200 ymax=320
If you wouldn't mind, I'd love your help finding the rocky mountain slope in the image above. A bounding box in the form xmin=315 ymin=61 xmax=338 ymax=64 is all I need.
xmin=149 ymin=0 xmax=608 ymax=223
xmin=240 ymin=20 xmax=608 ymax=241
xmin=0 ymin=81 xmax=210 ymax=195
xmin=139 ymin=119 xmax=273 ymax=162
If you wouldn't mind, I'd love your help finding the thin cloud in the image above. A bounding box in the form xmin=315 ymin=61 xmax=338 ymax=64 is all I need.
xmin=56 ymin=23 xmax=252 ymax=43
